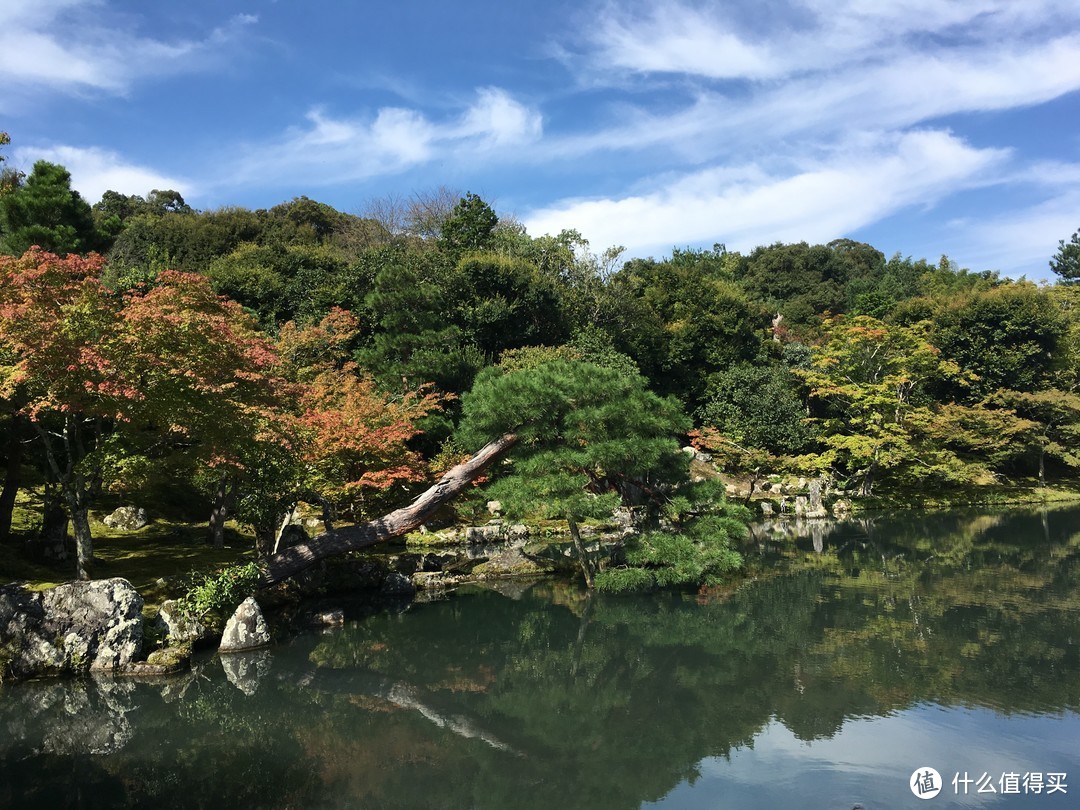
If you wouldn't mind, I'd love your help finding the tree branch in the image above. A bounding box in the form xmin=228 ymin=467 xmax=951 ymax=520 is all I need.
xmin=258 ymin=432 xmax=518 ymax=586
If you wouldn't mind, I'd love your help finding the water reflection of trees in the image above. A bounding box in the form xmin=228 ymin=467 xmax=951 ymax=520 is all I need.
xmin=0 ymin=506 xmax=1078 ymax=808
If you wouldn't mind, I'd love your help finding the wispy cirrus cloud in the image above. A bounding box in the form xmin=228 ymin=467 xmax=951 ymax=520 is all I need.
xmin=0 ymin=0 xmax=257 ymax=102
xmin=518 ymin=0 xmax=1080 ymax=275
xmin=227 ymin=87 xmax=542 ymax=190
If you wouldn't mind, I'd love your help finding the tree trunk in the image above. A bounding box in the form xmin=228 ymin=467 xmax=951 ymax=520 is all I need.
xmin=208 ymin=471 xmax=232 ymax=548
xmin=259 ymin=433 xmax=517 ymax=587
xmin=70 ymin=505 xmax=93 ymax=581
xmin=1038 ymin=446 xmax=1046 ymax=487
xmin=0 ymin=433 xmax=22 ymax=544
xmin=567 ymin=513 xmax=595 ymax=590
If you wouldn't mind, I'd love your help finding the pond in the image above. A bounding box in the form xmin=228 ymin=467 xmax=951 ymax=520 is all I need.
xmin=2 ymin=506 xmax=1080 ymax=809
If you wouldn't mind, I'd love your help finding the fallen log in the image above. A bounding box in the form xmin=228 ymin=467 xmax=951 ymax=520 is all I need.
xmin=259 ymin=432 xmax=518 ymax=586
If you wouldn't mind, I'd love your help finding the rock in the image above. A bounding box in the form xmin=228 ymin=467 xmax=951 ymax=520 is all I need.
xmin=124 ymin=642 xmax=192 ymax=676
xmin=0 ymin=579 xmax=144 ymax=681
xmin=102 ymin=506 xmax=148 ymax=531
xmin=380 ymin=571 xmax=416 ymax=597
xmin=303 ymin=607 xmax=345 ymax=629
xmin=760 ymin=501 xmax=774 ymax=516
xmin=472 ymin=548 xmax=555 ymax=579
xmin=794 ymin=495 xmax=808 ymax=516
xmin=220 ymin=649 xmax=272 ymax=695
xmin=465 ymin=524 xmax=505 ymax=543
xmin=832 ymin=498 xmax=853 ymax=517
xmin=486 ymin=500 xmax=503 ymax=515
xmin=155 ymin=599 xmax=208 ymax=645
xmin=219 ymin=597 xmax=271 ymax=653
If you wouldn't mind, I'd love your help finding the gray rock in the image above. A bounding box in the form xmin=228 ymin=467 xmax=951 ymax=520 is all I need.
xmin=465 ymin=524 xmax=505 ymax=543
xmin=102 ymin=506 xmax=148 ymax=531
xmin=0 ymin=579 xmax=143 ymax=681
xmin=380 ymin=571 xmax=417 ymax=597
xmin=486 ymin=500 xmax=503 ymax=515
xmin=219 ymin=597 xmax=271 ymax=653
xmin=220 ymin=649 xmax=272 ymax=695
xmin=760 ymin=501 xmax=774 ymax=516
xmin=155 ymin=599 xmax=207 ymax=645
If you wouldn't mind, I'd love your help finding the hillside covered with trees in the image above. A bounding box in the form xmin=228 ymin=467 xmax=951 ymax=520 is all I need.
xmin=1 ymin=138 xmax=1078 ymax=590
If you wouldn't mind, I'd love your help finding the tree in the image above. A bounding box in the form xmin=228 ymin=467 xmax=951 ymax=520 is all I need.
xmin=439 ymin=192 xmax=498 ymax=256
xmin=931 ymin=283 xmax=1070 ymax=400
xmin=797 ymin=316 xmax=981 ymax=495
xmin=0 ymin=250 xmax=282 ymax=577
xmin=696 ymin=363 xmax=814 ymax=455
xmin=1050 ymin=228 xmax=1080 ymax=282
xmin=456 ymin=359 xmax=697 ymax=587
xmin=279 ymin=309 xmax=445 ymax=527
xmin=447 ymin=253 xmax=568 ymax=357
xmin=0 ymin=161 xmax=99 ymax=256
xmin=0 ymin=132 xmax=21 ymax=197
xmin=607 ymin=249 xmax=765 ymax=411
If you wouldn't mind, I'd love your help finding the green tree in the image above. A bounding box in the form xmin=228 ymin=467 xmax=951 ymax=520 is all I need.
xmin=606 ymin=247 xmax=765 ymax=410
xmin=798 ymin=316 xmax=982 ymax=495
xmin=440 ymin=192 xmax=498 ymax=256
xmin=456 ymin=359 xmax=740 ymax=588
xmin=931 ymin=283 xmax=1070 ymax=400
xmin=1050 ymin=228 xmax=1080 ymax=282
xmin=0 ymin=161 xmax=99 ymax=256
xmin=696 ymin=363 xmax=814 ymax=455
xmin=448 ymin=253 xmax=569 ymax=357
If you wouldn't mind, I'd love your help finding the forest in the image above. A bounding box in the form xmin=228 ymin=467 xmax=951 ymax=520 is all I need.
xmin=1 ymin=139 xmax=1079 ymax=591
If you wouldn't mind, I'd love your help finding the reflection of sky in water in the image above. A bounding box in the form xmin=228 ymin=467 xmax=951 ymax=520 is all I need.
xmin=650 ymin=705 xmax=1080 ymax=809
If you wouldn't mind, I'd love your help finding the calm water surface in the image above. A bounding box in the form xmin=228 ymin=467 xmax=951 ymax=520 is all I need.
xmin=2 ymin=506 xmax=1080 ymax=809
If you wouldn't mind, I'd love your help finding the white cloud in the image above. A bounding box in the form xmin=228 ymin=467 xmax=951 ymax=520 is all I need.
xmin=525 ymin=130 xmax=1007 ymax=256
xmin=14 ymin=145 xmax=191 ymax=204
xmin=229 ymin=88 xmax=542 ymax=189
xmin=545 ymin=33 xmax=1080 ymax=162
xmin=584 ymin=0 xmax=1080 ymax=82
xmin=0 ymin=0 xmax=256 ymax=100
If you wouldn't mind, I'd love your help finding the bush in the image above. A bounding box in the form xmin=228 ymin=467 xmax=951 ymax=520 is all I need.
xmin=595 ymin=567 xmax=656 ymax=594
xmin=177 ymin=562 xmax=261 ymax=624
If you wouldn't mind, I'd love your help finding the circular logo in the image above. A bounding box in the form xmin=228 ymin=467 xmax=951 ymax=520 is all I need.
xmin=911 ymin=767 xmax=943 ymax=799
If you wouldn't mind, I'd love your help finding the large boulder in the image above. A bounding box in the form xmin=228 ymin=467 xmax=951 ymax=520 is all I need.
xmin=102 ymin=506 xmax=148 ymax=531
xmin=219 ymin=597 xmax=271 ymax=653
xmin=0 ymin=579 xmax=143 ymax=681
xmin=155 ymin=599 xmax=209 ymax=646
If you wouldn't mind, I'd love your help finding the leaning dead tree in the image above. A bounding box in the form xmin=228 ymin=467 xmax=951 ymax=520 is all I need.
xmin=258 ymin=432 xmax=518 ymax=586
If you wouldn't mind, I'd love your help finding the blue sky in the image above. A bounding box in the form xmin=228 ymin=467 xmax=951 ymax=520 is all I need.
xmin=2 ymin=0 xmax=1079 ymax=279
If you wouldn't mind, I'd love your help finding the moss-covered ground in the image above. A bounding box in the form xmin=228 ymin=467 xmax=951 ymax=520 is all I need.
xmin=1 ymin=489 xmax=255 ymax=612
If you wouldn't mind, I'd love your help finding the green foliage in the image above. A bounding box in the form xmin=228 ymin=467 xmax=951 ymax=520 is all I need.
xmin=459 ymin=360 xmax=690 ymax=514
xmin=697 ymin=363 xmax=814 ymax=454
xmin=736 ymin=240 xmax=873 ymax=335
xmin=606 ymin=248 xmax=765 ymax=409
xmin=1050 ymin=228 xmax=1080 ymax=282
xmin=594 ymin=566 xmax=656 ymax=593
xmin=598 ymin=505 xmax=747 ymax=593
xmin=440 ymin=192 xmax=498 ymax=256
xmin=177 ymin=562 xmax=261 ymax=622
xmin=449 ymin=253 xmax=568 ymax=356
xmin=798 ymin=315 xmax=987 ymax=493
xmin=931 ymin=283 xmax=1070 ymax=400
xmin=0 ymin=161 xmax=100 ymax=256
